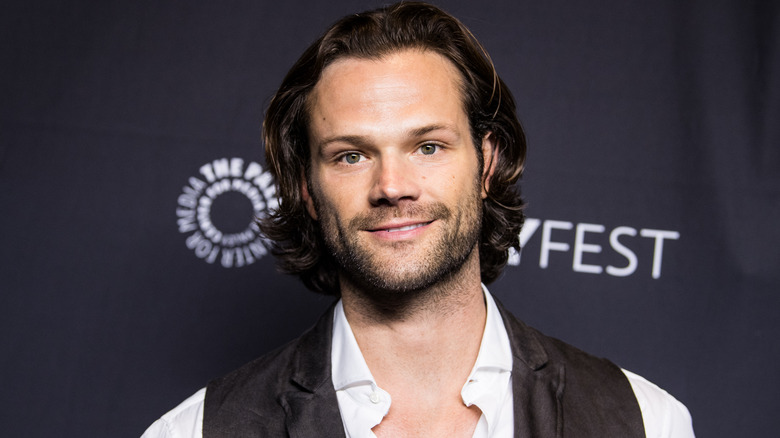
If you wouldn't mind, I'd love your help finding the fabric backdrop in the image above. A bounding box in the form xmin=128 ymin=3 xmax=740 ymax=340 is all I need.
xmin=2 ymin=1 xmax=778 ymax=436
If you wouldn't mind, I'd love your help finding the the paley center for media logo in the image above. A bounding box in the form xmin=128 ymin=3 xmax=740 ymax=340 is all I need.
xmin=176 ymin=157 xmax=278 ymax=268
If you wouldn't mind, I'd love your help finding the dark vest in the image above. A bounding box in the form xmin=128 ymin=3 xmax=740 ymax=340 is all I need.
xmin=204 ymin=301 xmax=645 ymax=437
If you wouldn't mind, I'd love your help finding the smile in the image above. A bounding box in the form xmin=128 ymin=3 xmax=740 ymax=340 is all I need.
xmin=368 ymin=221 xmax=433 ymax=234
xmin=385 ymin=223 xmax=427 ymax=232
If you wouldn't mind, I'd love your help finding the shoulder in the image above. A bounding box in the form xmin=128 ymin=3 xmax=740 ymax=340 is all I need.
xmin=207 ymin=305 xmax=334 ymax=406
xmin=140 ymin=329 xmax=323 ymax=438
xmin=622 ymin=369 xmax=696 ymax=438
xmin=496 ymin=300 xmax=626 ymax=379
xmin=495 ymin=301 xmax=653 ymax=436
xmin=141 ymin=388 xmax=205 ymax=438
xmin=208 ymin=339 xmax=300 ymax=396
xmin=203 ymin=306 xmax=336 ymax=435
xmin=498 ymin=304 xmax=694 ymax=436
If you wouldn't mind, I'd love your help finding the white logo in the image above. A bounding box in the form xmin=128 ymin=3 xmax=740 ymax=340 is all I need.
xmin=508 ymin=218 xmax=680 ymax=279
xmin=176 ymin=157 xmax=279 ymax=268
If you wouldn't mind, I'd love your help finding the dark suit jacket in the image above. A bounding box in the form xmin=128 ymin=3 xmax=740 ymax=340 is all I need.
xmin=204 ymin=300 xmax=644 ymax=437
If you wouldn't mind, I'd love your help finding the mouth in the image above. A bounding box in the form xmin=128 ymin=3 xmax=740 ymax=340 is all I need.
xmin=368 ymin=221 xmax=433 ymax=233
xmin=383 ymin=222 xmax=429 ymax=233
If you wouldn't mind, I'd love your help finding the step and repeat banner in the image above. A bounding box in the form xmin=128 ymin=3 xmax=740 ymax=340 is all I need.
xmin=2 ymin=1 xmax=777 ymax=436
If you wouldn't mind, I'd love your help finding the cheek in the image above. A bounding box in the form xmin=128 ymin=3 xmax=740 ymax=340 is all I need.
xmin=449 ymin=157 xmax=481 ymax=190
xmin=312 ymin=178 xmax=358 ymax=220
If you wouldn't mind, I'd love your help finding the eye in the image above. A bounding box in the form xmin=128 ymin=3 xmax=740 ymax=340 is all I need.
xmin=340 ymin=153 xmax=364 ymax=164
xmin=419 ymin=143 xmax=439 ymax=155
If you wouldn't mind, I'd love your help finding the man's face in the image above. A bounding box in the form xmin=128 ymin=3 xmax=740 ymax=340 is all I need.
xmin=304 ymin=49 xmax=494 ymax=294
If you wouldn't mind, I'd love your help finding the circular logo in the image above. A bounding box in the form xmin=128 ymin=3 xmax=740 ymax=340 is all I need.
xmin=175 ymin=157 xmax=278 ymax=268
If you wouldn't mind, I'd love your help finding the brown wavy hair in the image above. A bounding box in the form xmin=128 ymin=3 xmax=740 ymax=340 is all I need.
xmin=260 ymin=1 xmax=527 ymax=295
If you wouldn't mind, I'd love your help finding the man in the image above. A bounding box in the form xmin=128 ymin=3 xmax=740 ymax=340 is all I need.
xmin=143 ymin=2 xmax=694 ymax=437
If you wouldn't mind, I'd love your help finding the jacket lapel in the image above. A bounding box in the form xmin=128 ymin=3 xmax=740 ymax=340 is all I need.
xmin=496 ymin=300 xmax=564 ymax=438
xmin=279 ymin=305 xmax=346 ymax=438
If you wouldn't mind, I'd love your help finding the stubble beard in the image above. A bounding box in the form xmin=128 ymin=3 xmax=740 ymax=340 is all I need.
xmin=311 ymin=182 xmax=483 ymax=306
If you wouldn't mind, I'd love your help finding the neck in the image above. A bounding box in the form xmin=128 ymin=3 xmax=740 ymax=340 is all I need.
xmin=339 ymin=247 xmax=486 ymax=393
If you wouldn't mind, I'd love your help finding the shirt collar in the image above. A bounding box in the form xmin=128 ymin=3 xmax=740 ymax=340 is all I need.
xmin=469 ymin=285 xmax=514 ymax=373
xmin=332 ymin=300 xmax=375 ymax=390
xmin=331 ymin=287 xmax=512 ymax=387
xmin=331 ymin=301 xmax=391 ymax=438
xmin=331 ymin=286 xmax=513 ymax=437
xmin=460 ymin=285 xmax=514 ymax=437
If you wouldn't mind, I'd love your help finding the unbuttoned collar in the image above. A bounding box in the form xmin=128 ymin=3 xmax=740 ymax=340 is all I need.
xmin=461 ymin=285 xmax=514 ymax=437
xmin=331 ymin=286 xmax=514 ymax=437
xmin=331 ymin=300 xmax=391 ymax=438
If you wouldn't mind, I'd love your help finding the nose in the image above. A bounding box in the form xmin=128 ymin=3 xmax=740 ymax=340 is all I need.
xmin=368 ymin=155 xmax=421 ymax=206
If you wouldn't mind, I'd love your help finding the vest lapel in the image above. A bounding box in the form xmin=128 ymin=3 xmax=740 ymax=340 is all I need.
xmin=281 ymin=390 xmax=345 ymax=438
xmin=278 ymin=306 xmax=346 ymax=438
xmin=496 ymin=300 xmax=564 ymax=438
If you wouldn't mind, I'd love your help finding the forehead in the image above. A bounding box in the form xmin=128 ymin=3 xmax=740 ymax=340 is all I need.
xmin=306 ymin=50 xmax=468 ymax=139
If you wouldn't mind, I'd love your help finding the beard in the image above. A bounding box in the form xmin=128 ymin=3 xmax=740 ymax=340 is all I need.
xmin=311 ymin=181 xmax=483 ymax=298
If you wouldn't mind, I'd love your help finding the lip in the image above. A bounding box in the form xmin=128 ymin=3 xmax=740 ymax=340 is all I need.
xmin=365 ymin=220 xmax=434 ymax=240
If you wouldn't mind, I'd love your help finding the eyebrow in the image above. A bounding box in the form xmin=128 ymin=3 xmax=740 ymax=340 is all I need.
xmin=315 ymin=124 xmax=460 ymax=151
xmin=408 ymin=124 xmax=457 ymax=138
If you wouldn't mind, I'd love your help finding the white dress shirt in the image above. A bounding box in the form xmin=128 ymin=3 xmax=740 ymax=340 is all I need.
xmin=141 ymin=289 xmax=695 ymax=438
xmin=331 ymin=288 xmax=514 ymax=438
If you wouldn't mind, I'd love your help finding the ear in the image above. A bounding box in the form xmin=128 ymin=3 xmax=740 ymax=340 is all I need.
xmin=301 ymin=173 xmax=318 ymax=220
xmin=480 ymin=132 xmax=498 ymax=199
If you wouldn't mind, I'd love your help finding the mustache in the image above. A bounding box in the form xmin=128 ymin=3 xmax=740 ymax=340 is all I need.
xmin=348 ymin=202 xmax=452 ymax=230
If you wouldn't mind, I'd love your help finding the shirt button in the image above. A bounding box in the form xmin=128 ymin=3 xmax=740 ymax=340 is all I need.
xmin=369 ymin=392 xmax=380 ymax=404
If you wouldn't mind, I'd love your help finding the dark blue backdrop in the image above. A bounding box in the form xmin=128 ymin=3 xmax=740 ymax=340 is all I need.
xmin=2 ymin=1 xmax=778 ymax=436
